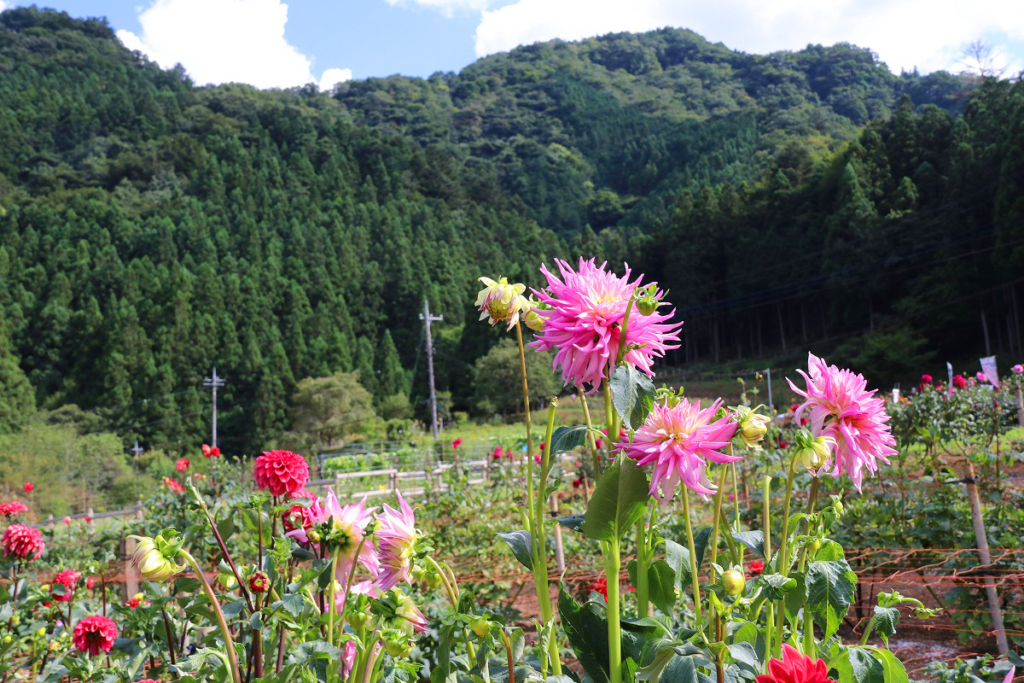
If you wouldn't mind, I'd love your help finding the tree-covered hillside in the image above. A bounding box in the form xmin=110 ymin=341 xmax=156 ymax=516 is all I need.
xmin=0 ymin=6 xmax=1021 ymax=455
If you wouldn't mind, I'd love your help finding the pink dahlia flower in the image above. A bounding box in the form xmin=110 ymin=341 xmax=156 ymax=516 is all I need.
xmin=787 ymin=353 xmax=897 ymax=491
xmin=376 ymin=493 xmax=417 ymax=590
xmin=530 ymin=258 xmax=681 ymax=391
xmin=286 ymin=490 xmax=379 ymax=578
xmin=616 ymin=399 xmax=739 ymax=499
xmin=72 ymin=615 xmax=118 ymax=656
xmin=1013 ymin=364 xmax=1023 ymax=375
xmin=976 ymin=371 xmax=988 ymax=383
xmin=175 ymin=457 xmax=190 ymax=472
xmin=51 ymin=570 xmax=81 ymax=602
xmin=253 ymin=450 xmax=309 ymax=496
xmin=2 ymin=524 xmax=44 ymax=561
xmin=0 ymin=501 xmax=27 ymax=517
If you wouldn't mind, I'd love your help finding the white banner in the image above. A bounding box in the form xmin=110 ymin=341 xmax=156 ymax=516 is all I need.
xmin=980 ymin=356 xmax=1000 ymax=389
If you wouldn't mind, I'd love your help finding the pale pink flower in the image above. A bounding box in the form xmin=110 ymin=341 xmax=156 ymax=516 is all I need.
xmin=976 ymin=371 xmax=988 ymax=383
xmin=342 ymin=640 xmax=358 ymax=678
xmin=287 ymin=490 xmax=378 ymax=578
xmin=394 ymin=590 xmax=427 ymax=634
xmin=1012 ymin=364 xmax=1023 ymax=375
xmin=787 ymin=353 xmax=897 ymax=491
xmin=616 ymin=399 xmax=739 ymax=499
xmin=376 ymin=493 xmax=417 ymax=590
xmin=530 ymin=258 xmax=681 ymax=391
xmin=1003 ymin=667 xmax=1015 ymax=683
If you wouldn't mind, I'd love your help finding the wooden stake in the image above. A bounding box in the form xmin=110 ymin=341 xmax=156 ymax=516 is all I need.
xmin=963 ymin=463 xmax=1009 ymax=655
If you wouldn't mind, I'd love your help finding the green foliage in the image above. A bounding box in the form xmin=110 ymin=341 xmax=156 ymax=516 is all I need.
xmin=288 ymin=372 xmax=377 ymax=453
xmin=469 ymin=339 xmax=558 ymax=416
xmin=0 ymin=317 xmax=34 ymax=434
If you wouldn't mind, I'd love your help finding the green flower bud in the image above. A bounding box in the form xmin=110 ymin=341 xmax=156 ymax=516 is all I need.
xmin=721 ymin=569 xmax=745 ymax=596
xmin=470 ymin=617 xmax=492 ymax=638
xmin=349 ymin=610 xmax=371 ymax=630
xmin=734 ymin=406 xmax=770 ymax=449
xmin=127 ymin=532 xmax=186 ymax=582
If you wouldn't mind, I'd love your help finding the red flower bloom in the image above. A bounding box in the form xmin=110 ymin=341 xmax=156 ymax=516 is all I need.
xmin=51 ymin=570 xmax=81 ymax=602
xmin=42 ymin=601 xmax=51 ymax=608
xmin=84 ymin=515 xmax=92 ymax=524
xmin=86 ymin=576 xmax=98 ymax=590
xmin=503 ymin=448 xmax=512 ymax=459
xmin=72 ymin=615 xmax=118 ymax=656
xmin=572 ymin=479 xmax=582 ymax=489
xmin=249 ymin=571 xmax=271 ymax=593
xmin=587 ymin=575 xmax=608 ymax=600
xmin=920 ymin=374 xmax=933 ymax=385
xmin=0 ymin=501 xmax=28 ymax=517
xmin=953 ymin=374 xmax=967 ymax=389
xmin=748 ymin=560 xmax=765 ymax=576
xmin=125 ymin=593 xmax=148 ymax=609
xmin=63 ymin=516 xmax=71 ymax=525
xmin=539 ymin=442 xmax=545 ymax=451
xmin=202 ymin=444 xmax=221 ymax=458
xmin=253 ymin=450 xmax=309 ymax=496
xmin=2 ymin=524 xmax=44 ymax=561
xmin=163 ymin=477 xmax=184 ymax=494
xmin=452 ymin=438 xmax=462 ymax=450
xmin=175 ymin=458 xmax=190 ymax=473
xmin=22 ymin=482 xmax=33 ymax=493
xmin=756 ymin=645 xmax=834 ymax=683
xmin=282 ymin=491 xmax=320 ymax=534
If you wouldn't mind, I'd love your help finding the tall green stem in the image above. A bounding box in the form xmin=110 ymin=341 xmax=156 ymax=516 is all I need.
xmin=603 ymin=382 xmax=616 ymax=442
xmin=579 ymin=389 xmax=602 ymax=476
xmin=514 ymin=320 xmax=535 ymax=485
xmin=181 ymin=550 xmax=242 ymax=683
xmin=328 ymin=549 xmax=341 ymax=647
xmin=773 ymin=453 xmax=799 ymax=657
xmin=680 ymin=486 xmax=703 ymax=626
xmin=635 ymin=518 xmax=649 ymax=617
xmin=708 ymin=462 xmax=730 ymax=582
xmin=762 ymin=475 xmax=773 ymax=662
xmin=604 ymin=538 xmax=622 ymax=683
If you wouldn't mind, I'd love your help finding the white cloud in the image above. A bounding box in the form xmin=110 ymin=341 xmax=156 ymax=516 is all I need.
xmin=318 ymin=67 xmax=353 ymax=91
xmin=0 ymin=1 xmax=8 ymax=11
xmin=383 ymin=0 xmax=496 ymax=17
xmin=117 ymin=0 xmax=350 ymax=89
xmin=473 ymin=0 xmax=1024 ymax=74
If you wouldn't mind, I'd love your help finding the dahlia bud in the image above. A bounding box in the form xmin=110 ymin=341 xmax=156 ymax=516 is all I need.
xmin=383 ymin=630 xmax=412 ymax=658
xmin=306 ymin=528 xmax=322 ymax=543
xmin=424 ymin=568 xmax=442 ymax=590
xmin=219 ymin=572 xmax=237 ymax=591
xmin=793 ymin=430 xmax=834 ymax=474
xmin=249 ymin=571 xmax=270 ymax=594
xmin=635 ymin=283 xmax=663 ymax=316
xmin=521 ymin=304 xmax=546 ymax=332
xmin=721 ymin=569 xmax=745 ymax=596
xmin=733 ymin=406 xmax=770 ymax=449
xmin=475 ymin=276 xmax=531 ymax=331
xmin=470 ymin=617 xmax=492 ymax=638
xmin=349 ymin=610 xmax=371 ymax=630
xmin=127 ymin=531 xmax=186 ymax=582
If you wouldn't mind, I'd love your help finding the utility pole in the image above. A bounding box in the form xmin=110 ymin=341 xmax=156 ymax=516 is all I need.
xmin=203 ymin=367 xmax=226 ymax=448
xmin=129 ymin=439 xmax=144 ymax=457
xmin=419 ymin=300 xmax=443 ymax=439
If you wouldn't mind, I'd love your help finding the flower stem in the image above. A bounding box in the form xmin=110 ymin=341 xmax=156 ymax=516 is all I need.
xmin=425 ymin=557 xmax=459 ymax=609
xmin=681 ymin=486 xmax=703 ymax=626
xmin=328 ymin=549 xmax=341 ymax=647
xmin=635 ymin=518 xmax=649 ymax=618
xmin=774 ymin=453 xmax=800 ymax=657
xmin=500 ymin=629 xmax=517 ymax=683
xmin=181 ymin=550 xmax=242 ymax=683
xmin=514 ymin=320 xmax=535 ymax=466
xmin=532 ymin=400 xmax=562 ymax=674
xmin=708 ymin=463 xmax=730 ymax=583
xmin=604 ymin=537 xmax=622 ymax=683
xmin=579 ymin=389 xmax=602 ymax=476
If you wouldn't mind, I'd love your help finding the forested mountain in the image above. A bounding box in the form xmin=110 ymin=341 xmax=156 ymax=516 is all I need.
xmin=0 ymin=6 xmax=1022 ymax=454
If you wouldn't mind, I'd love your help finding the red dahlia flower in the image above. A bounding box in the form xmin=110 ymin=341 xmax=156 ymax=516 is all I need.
xmin=72 ymin=615 xmax=118 ymax=656
xmin=22 ymin=482 xmax=33 ymax=493
xmin=756 ymin=645 xmax=834 ymax=683
xmin=175 ymin=457 xmax=190 ymax=472
xmin=162 ymin=477 xmax=184 ymax=494
xmin=202 ymin=443 xmax=221 ymax=458
xmin=748 ymin=560 xmax=765 ymax=576
xmin=2 ymin=524 xmax=44 ymax=561
xmin=253 ymin=450 xmax=309 ymax=496
xmin=51 ymin=570 xmax=81 ymax=602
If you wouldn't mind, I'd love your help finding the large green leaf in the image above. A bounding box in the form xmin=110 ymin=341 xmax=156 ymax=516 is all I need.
xmin=806 ymin=559 xmax=857 ymax=639
xmin=871 ymin=606 xmax=900 ymax=645
xmin=610 ymin=364 xmax=656 ymax=431
xmin=830 ymin=647 xmax=884 ymax=683
xmin=559 ymin=589 xmax=613 ymax=683
xmin=759 ymin=573 xmax=797 ymax=601
xmin=731 ymin=531 xmax=764 ymax=557
xmin=497 ymin=530 xmax=534 ymax=570
xmin=872 ymin=648 xmax=909 ymax=683
xmin=583 ymin=459 xmax=650 ymax=542
xmin=627 ymin=558 xmax=678 ymax=613
xmin=551 ymin=425 xmax=591 ymax=454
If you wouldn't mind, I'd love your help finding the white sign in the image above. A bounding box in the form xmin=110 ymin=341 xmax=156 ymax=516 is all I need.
xmin=979 ymin=356 xmax=1000 ymax=389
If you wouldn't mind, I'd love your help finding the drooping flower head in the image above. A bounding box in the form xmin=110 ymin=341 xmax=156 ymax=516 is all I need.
xmin=51 ymin=570 xmax=81 ymax=602
xmin=2 ymin=524 xmax=44 ymax=561
xmin=201 ymin=444 xmax=221 ymax=458
xmin=127 ymin=530 xmax=186 ymax=581
xmin=253 ymin=450 xmax=309 ymax=496
xmin=376 ymin=588 xmax=427 ymax=635
xmin=175 ymin=458 xmax=190 ymax=473
xmin=72 ymin=615 xmax=118 ymax=656
xmin=530 ymin=258 xmax=681 ymax=391
xmin=376 ymin=493 xmax=417 ymax=590
xmin=787 ymin=353 xmax=897 ymax=491
xmin=0 ymin=501 xmax=28 ymax=517
xmin=617 ymin=399 xmax=739 ymax=499
xmin=734 ymin=405 xmax=770 ymax=449
xmin=755 ymin=645 xmax=834 ymax=683
xmin=475 ymin=277 xmax=533 ymax=331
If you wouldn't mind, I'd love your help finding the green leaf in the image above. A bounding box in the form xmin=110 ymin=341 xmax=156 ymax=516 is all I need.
xmin=551 ymin=425 xmax=590 ymax=454
xmin=871 ymin=606 xmax=900 ymax=645
xmin=806 ymin=560 xmax=857 ymax=640
xmin=558 ymin=588 xmax=612 ymax=683
xmin=784 ymin=571 xmax=806 ymax=621
xmin=557 ymin=515 xmax=586 ymax=532
xmin=831 ymin=647 xmax=884 ymax=683
xmin=431 ymin=623 xmax=458 ymax=683
xmin=731 ymin=531 xmax=764 ymax=557
xmin=497 ymin=530 xmax=534 ymax=570
xmin=583 ymin=459 xmax=650 ymax=542
xmin=759 ymin=573 xmax=797 ymax=601
xmin=646 ymin=560 xmax=678 ymax=613
xmin=278 ymin=593 xmax=306 ymax=618
xmin=872 ymin=648 xmax=909 ymax=683
xmin=610 ymin=364 xmax=656 ymax=431
xmin=693 ymin=527 xmax=713 ymax=570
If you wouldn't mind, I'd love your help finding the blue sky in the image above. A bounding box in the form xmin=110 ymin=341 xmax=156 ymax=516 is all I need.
xmin=1 ymin=0 xmax=1021 ymax=89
